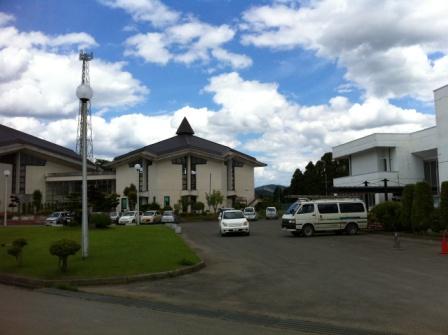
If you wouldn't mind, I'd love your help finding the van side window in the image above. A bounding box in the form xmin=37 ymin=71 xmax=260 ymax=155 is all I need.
xmin=339 ymin=203 xmax=365 ymax=213
xmin=298 ymin=204 xmax=314 ymax=214
xmin=317 ymin=203 xmax=339 ymax=214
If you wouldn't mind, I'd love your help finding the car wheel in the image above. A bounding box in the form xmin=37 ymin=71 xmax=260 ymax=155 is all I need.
xmin=302 ymin=224 xmax=314 ymax=237
xmin=346 ymin=223 xmax=358 ymax=235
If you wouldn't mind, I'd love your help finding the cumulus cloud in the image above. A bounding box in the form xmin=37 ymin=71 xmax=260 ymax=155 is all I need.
xmin=1 ymin=72 xmax=434 ymax=185
xmin=241 ymin=0 xmax=448 ymax=101
xmin=101 ymin=0 xmax=252 ymax=69
xmin=0 ymin=15 xmax=148 ymax=118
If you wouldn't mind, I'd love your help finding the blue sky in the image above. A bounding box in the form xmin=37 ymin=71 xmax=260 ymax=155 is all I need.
xmin=0 ymin=0 xmax=446 ymax=186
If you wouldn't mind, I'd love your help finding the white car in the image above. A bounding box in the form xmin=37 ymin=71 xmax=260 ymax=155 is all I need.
xmin=243 ymin=207 xmax=257 ymax=221
xmin=219 ymin=210 xmax=250 ymax=236
xmin=161 ymin=210 xmax=177 ymax=223
xmin=265 ymin=207 xmax=278 ymax=219
xmin=141 ymin=210 xmax=162 ymax=224
xmin=118 ymin=211 xmax=141 ymax=225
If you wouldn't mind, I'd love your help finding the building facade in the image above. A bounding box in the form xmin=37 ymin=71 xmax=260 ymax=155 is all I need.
xmin=0 ymin=118 xmax=265 ymax=213
xmin=108 ymin=118 xmax=265 ymax=211
xmin=332 ymin=85 xmax=447 ymax=206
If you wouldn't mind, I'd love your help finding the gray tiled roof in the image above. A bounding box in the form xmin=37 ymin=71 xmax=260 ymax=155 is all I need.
xmin=0 ymin=124 xmax=81 ymax=161
xmin=113 ymin=119 xmax=266 ymax=166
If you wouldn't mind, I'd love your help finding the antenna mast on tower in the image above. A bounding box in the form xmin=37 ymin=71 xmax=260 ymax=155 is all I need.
xmin=76 ymin=50 xmax=94 ymax=161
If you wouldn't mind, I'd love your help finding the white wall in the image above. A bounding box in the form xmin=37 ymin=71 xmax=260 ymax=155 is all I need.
xmin=235 ymin=164 xmax=255 ymax=204
xmin=0 ymin=163 xmax=13 ymax=213
xmin=435 ymin=85 xmax=448 ymax=184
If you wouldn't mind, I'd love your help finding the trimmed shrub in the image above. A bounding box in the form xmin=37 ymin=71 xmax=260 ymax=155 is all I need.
xmin=192 ymin=201 xmax=205 ymax=213
xmin=370 ymin=201 xmax=403 ymax=231
xmin=430 ymin=208 xmax=442 ymax=232
xmin=7 ymin=238 xmax=28 ymax=266
xmin=411 ymin=182 xmax=434 ymax=232
xmin=90 ymin=213 xmax=111 ymax=229
xmin=401 ymin=184 xmax=415 ymax=231
xmin=440 ymin=181 xmax=448 ymax=231
xmin=49 ymin=239 xmax=81 ymax=272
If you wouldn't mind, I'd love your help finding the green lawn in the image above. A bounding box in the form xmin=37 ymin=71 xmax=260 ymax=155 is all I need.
xmin=0 ymin=225 xmax=200 ymax=279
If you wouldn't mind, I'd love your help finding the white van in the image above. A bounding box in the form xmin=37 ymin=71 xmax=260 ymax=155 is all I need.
xmin=281 ymin=199 xmax=367 ymax=237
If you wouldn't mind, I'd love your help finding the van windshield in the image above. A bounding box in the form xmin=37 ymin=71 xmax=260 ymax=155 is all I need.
xmin=286 ymin=202 xmax=300 ymax=214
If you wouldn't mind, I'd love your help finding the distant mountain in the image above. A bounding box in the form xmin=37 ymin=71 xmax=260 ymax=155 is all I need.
xmin=255 ymin=184 xmax=287 ymax=198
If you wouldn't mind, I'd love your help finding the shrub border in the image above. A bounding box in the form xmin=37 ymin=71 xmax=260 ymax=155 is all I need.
xmin=0 ymin=261 xmax=205 ymax=289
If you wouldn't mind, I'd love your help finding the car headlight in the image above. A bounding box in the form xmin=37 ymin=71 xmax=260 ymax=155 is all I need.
xmin=222 ymin=222 xmax=228 ymax=227
xmin=288 ymin=219 xmax=296 ymax=224
xmin=243 ymin=220 xmax=249 ymax=226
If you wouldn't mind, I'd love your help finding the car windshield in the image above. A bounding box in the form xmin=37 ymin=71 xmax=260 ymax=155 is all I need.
xmin=123 ymin=211 xmax=135 ymax=216
xmin=163 ymin=211 xmax=173 ymax=216
xmin=286 ymin=202 xmax=300 ymax=214
xmin=144 ymin=211 xmax=155 ymax=216
xmin=267 ymin=208 xmax=276 ymax=212
xmin=48 ymin=212 xmax=60 ymax=218
xmin=244 ymin=208 xmax=255 ymax=213
xmin=223 ymin=211 xmax=245 ymax=219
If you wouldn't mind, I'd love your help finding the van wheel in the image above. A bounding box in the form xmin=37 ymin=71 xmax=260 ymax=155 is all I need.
xmin=302 ymin=224 xmax=314 ymax=237
xmin=346 ymin=223 xmax=358 ymax=235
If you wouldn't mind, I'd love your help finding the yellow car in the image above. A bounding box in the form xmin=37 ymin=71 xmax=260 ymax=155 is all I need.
xmin=141 ymin=210 xmax=162 ymax=224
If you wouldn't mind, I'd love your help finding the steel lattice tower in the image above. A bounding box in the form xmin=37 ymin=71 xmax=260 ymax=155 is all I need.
xmin=76 ymin=50 xmax=94 ymax=161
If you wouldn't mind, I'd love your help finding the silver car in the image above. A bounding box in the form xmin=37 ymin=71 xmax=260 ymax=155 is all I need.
xmin=243 ymin=207 xmax=257 ymax=221
xmin=265 ymin=207 xmax=278 ymax=219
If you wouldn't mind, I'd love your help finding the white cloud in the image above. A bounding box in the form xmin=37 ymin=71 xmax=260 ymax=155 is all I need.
xmin=241 ymin=0 xmax=448 ymax=101
xmin=99 ymin=0 xmax=180 ymax=27
xmin=0 ymin=12 xmax=14 ymax=26
xmin=2 ymin=72 xmax=432 ymax=186
xmin=101 ymin=0 xmax=252 ymax=69
xmin=0 ymin=16 xmax=148 ymax=118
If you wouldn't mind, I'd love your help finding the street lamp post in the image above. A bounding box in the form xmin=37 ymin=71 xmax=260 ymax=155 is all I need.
xmin=134 ymin=164 xmax=143 ymax=225
xmin=76 ymin=83 xmax=93 ymax=258
xmin=3 ymin=170 xmax=10 ymax=227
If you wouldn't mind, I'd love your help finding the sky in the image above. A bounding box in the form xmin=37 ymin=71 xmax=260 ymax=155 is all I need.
xmin=0 ymin=0 xmax=446 ymax=186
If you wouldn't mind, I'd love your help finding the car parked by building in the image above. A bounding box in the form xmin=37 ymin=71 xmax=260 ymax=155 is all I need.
xmin=219 ymin=209 xmax=250 ymax=236
xmin=118 ymin=211 xmax=142 ymax=225
xmin=282 ymin=199 xmax=367 ymax=237
xmin=109 ymin=211 xmax=121 ymax=224
xmin=161 ymin=210 xmax=177 ymax=223
xmin=265 ymin=207 xmax=278 ymax=219
xmin=141 ymin=210 xmax=162 ymax=224
xmin=45 ymin=211 xmax=72 ymax=226
xmin=243 ymin=207 xmax=257 ymax=221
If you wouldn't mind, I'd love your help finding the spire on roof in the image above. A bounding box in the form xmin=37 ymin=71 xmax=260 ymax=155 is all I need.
xmin=176 ymin=117 xmax=195 ymax=135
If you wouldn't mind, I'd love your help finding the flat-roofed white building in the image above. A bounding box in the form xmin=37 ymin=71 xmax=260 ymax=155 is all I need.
xmin=332 ymin=85 xmax=447 ymax=206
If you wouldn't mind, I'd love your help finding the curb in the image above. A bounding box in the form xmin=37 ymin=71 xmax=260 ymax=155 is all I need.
xmin=0 ymin=261 xmax=206 ymax=289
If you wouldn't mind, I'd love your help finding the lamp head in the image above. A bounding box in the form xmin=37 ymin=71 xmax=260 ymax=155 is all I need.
xmin=3 ymin=170 xmax=10 ymax=177
xmin=76 ymin=84 xmax=93 ymax=101
xmin=134 ymin=163 xmax=142 ymax=171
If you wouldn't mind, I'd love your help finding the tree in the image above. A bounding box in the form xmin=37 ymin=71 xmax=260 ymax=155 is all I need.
xmin=440 ymin=181 xmax=448 ymax=231
xmin=7 ymin=238 xmax=27 ymax=266
xmin=401 ymin=184 xmax=415 ymax=231
xmin=49 ymin=239 xmax=81 ymax=272
xmin=205 ymin=190 xmax=224 ymax=213
xmin=32 ymin=190 xmax=42 ymax=213
xmin=411 ymin=182 xmax=434 ymax=231
xmin=123 ymin=184 xmax=137 ymax=210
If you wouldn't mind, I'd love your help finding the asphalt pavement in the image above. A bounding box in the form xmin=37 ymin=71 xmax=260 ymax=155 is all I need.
xmin=84 ymin=219 xmax=448 ymax=335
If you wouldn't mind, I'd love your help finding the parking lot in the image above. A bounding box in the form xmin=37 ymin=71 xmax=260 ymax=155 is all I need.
xmin=86 ymin=219 xmax=448 ymax=335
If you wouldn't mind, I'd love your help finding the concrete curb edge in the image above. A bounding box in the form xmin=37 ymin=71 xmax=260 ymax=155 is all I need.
xmin=0 ymin=261 xmax=206 ymax=289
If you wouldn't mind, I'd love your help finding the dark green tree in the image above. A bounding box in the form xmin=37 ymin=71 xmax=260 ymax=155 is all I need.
xmin=401 ymin=184 xmax=415 ymax=231
xmin=411 ymin=182 xmax=434 ymax=231
xmin=440 ymin=181 xmax=448 ymax=231
xmin=32 ymin=190 xmax=42 ymax=213
xmin=49 ymin=239 xmax=81 ymax=272
xmin=123 ymin=184 xmax=137 ymax=210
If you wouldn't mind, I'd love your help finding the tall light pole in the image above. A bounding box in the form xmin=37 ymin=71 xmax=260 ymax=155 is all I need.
xmin=76 ymin=66 xmax=93 ymax=259
xmin=134 ymin=163 xmax=143 ymax=225
xmin=3 ymin=170 xmax=10 ymax=227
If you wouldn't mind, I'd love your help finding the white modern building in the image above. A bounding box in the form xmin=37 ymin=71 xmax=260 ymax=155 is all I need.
xmin=332 ymin=85 xmax=448 ymax=206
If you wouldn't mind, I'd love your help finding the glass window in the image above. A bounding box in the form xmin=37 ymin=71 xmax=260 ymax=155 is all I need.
xmin=317 ymin=203 xmax=339 ymax=214
xmin=339 ymin=203 xmax=365 ymax=213
xmin=298 ymin=204 xmax=314 ymax=214
xmin=223 ymin=211 xmax=245 ymax=219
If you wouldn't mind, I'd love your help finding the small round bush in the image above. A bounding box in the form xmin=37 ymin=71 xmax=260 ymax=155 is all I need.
xmin=49 ymin=239 xmax=81 ymax=272
xmin=90 ymin=213 xmax=111 ymax=229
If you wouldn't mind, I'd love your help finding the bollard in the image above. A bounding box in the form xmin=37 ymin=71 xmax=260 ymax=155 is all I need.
xmin=175 ymin=225 xmax=182 ymax=234
xmin=393 ymin=232 xmax=401 ymax=250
